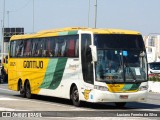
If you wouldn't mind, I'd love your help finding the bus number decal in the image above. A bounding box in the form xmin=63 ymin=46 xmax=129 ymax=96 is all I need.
xmin=23 ymin=61 xmax=43 ymax=69
xmin=10 ymin=62 xmax=16 ymax=66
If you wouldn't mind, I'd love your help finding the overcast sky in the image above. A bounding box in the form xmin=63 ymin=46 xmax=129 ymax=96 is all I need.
xmin=0 ymin=0 xmax=160 ymax=36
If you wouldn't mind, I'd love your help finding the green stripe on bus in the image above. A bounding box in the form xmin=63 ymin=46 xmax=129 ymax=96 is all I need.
xmin=58 ymin=32 xmax=68 ymax=36
xmin=58 ymin=31 xmax=77 ymax=36
xmin=48 ymin=58 xmax=67 ymax=90
xmin=122 ymin=84 xmax=133 ymax=91
xmin=122 ymin=84 xmax=140 ymax=91
xmin=130 ymin=83 xmax=140 ymax=90
xmin=68 ymin=31 xmax=78 ymax=35
xmin=40 ymin=59 xmax=58 ymax=88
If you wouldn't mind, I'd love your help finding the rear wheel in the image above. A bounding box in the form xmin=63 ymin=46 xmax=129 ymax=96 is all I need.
xmin=25 ymin=81 xmax=32 ymax=99
xmin=115 ymin=102 xmax=126 ymax=108
xmin=19 ymin=81 xmax=25 ymax=97
xmin=71 ymin=86 xmax=81 ymax=107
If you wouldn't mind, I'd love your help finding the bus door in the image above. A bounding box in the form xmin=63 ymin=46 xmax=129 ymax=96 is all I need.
xmin=81 ymin=33 xmax=94 ymax=87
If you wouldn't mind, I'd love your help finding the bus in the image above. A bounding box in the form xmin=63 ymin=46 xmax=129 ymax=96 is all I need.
xmin=8 ymin=27 xmax=148 ymax=107
xmin=0 ymin=53 xmax=8 ymax=83
xmin=148 ymin=62 xmax=160 ymax=76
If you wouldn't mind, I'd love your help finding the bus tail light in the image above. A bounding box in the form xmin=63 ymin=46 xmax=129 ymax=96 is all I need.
xmin=94 ymin=85 xmax=109 ymax=91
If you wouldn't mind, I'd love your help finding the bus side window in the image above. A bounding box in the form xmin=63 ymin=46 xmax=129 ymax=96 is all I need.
xmin=55 ymin=42 xmax=59 ymax=57
xmin=32 ymin=39 xmax=39 ymax=57
xmin=50 ymin=37 xmax=55 ymax=57
xmin=61 ymin=40 xmax=66 ymax=57
xmin=38 ymin=43 xmax=43 ymax=57
xmin=42 ymin=38 xmax=48 ymax=57
xmin=75 ymin=38 xmax=79 ymax=57
xmin=35 ymin=39 xmax=42 ymax=57
xmin=47 ymin=38 xmax=55 ymax=57
xmin=24 ymin=40 xmax=31 ymax=57
xmin=16 ymin=40 xmax=24 ymax=57
xmin=67 ymin=39 xmax=75 ymax=57
xmin=46 ymin=39 xmax=50 ymax=57
xmin=10 ymin=41 xmax=16 ymax=57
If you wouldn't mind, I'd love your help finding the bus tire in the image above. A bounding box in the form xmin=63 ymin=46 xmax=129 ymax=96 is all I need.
xmin=19 ymin=81 xmax=25 ymax=97
xmin=115 ymin=102 xmax=126 ymax=108
xmin=71 ymin=86 xmax=81 ymax=107
xmin=25 ymin=81 xmax=32 ymax=99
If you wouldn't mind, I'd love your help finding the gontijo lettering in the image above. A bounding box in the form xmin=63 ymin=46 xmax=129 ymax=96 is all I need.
xmin=23 ymin=61 xmax=43 ymax=69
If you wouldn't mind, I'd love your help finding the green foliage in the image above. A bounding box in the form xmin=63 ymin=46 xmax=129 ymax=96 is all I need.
xmin=149 ymin=74 xmax=160 ymax=82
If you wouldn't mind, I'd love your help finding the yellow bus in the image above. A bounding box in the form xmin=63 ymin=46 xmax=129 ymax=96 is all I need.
xmin=8 ymin=27 xmax=148 ymax=107
xmin=0 ymin=53 xmax=8 ymax=83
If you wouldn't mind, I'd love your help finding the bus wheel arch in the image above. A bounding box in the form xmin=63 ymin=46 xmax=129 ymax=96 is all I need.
xmin=70 ymin=84 xmax=81 ymax=107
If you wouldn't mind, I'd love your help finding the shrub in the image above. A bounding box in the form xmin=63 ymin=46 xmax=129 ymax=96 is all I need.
xmin=149 ymin=74 xmax=160 ymax=82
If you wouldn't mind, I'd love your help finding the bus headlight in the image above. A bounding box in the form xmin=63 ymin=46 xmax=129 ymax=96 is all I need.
xmin=94 ymin=85 xmax=109 ymax=91
xmin=139 ymin=85 xmax=148 ymax=91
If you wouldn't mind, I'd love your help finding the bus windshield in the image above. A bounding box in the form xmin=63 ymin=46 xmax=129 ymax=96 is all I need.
xmin=149 ymin=62 xmax=160 ymax=70
xmin=94 ymin=34 xmax=147 ymax=83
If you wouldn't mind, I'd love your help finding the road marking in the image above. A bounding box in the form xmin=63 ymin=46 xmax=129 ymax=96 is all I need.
xmin=0 ymin=107 xmax=17 ymax=111
xmin=23 ymin=99 xmax=87 ymax=111
xmin=0 ymin=87 xmax=16 ymax=92
xmin=0 ymin=87 xmax=87 ymax=111
xmin=0 ymin=97 xmax=18 ymax=100
xmin=0 ymin=107 xmax=28 ymax=111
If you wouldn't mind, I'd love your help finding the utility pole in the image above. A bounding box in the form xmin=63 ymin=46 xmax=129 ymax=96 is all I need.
xmin=1 ymin=20 xmax=2 ymax=53
xmin=88 ymin=0 xmax=90 ymax=27
xmin=2 ymin=0 xmax=5 ymax=54
xmin=7 ymin=11 xmax=9 ymax=27
xmin=33 ymin=0 xmax=35 ymax=33
xmin=94 ymin=0 xmax=97 ymax=28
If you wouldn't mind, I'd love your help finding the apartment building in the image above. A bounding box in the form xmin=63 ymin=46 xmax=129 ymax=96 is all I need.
xmin=144 ymin=34 xmax=160 ymax=63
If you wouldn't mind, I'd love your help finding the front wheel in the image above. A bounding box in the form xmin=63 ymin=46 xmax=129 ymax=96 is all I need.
xmin=71 ymin=86 xmax=81 ymax=107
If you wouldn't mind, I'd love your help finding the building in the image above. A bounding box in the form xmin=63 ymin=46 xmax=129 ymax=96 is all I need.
xmin=144 ymin=34 xmax=160 ymax=63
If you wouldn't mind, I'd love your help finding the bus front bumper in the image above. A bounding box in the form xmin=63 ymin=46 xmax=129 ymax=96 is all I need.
xmin=90 ymin=90 xmax=148 ymax=103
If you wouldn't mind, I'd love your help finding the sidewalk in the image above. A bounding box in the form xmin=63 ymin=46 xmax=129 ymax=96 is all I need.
xmin=148 ymin=81 xmax=160 ymax=93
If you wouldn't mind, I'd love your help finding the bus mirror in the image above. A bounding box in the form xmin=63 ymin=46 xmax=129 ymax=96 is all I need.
xmin=89 ymin=45 xmax=97 ymax=62
xmin=140 ymin=52 xmax=145 ymax=57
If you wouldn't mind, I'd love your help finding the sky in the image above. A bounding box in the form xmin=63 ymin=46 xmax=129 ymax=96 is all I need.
xmin=0 ymin=0 xmax=160 ymax=37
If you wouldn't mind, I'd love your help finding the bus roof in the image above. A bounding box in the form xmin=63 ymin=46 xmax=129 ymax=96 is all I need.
xmin=10 ymin=27 xmax=141 ymax=40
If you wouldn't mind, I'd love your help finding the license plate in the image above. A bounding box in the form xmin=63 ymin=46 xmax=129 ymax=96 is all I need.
xmin=120 ymin=95 xmax=128 ymax=99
